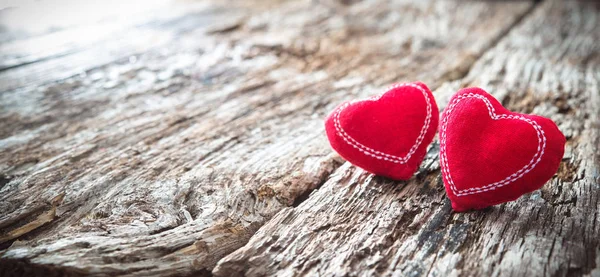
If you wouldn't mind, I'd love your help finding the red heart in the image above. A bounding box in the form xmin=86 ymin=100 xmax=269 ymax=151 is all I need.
xmin=325 ymin=82 xmax=439 ymax=180
xmin=440 ymin=87 xmax=566 ymax=212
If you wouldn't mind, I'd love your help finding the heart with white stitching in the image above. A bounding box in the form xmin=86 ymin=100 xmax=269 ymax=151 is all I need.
xmin=325 ymin=82 xmax=439 ymax=180
xmin=440 ymin=87 xmax=565 ymax=212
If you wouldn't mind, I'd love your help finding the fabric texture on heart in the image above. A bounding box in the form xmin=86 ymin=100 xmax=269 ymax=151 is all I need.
xmin=325 ymin=82 xmax=439 ymax=180
xmin=440 ymin=87 xmax=566 ymax=212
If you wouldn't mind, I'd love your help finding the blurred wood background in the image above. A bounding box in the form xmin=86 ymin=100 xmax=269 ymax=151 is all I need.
xmin=0 ymin=0 xmax=598 ymax=276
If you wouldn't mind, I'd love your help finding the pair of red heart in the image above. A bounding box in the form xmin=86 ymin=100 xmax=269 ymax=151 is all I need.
xmin=325 ymin=82 xmax=565 ymax=212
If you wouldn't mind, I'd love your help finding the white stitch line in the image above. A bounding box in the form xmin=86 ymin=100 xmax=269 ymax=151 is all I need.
xmin=439 ymin=93 xmax=547 ymax=196
xmin=333 ymin=83 xmax=432 ymax=164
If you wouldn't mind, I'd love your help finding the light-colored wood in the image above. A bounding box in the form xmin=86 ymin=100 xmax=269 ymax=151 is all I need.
xmin=0 ymin=1 xmax=212 ymax=71
xmin=213 ymin=1 xmax=600 ymax=276
xmin=0 ymin=1 xmax=245 ymax=92
xmin=0 ymin=1 xmax=537 ymax=276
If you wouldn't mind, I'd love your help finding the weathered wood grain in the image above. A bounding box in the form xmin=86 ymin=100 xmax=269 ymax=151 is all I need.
xmin=0 ymin=0 xmax=193 ymax=44
xmin=0 ymin=1 xmax=212 ymax=71
xmin=0 ymin=0 xmax=534 ymax=276
xmin=0 ymin=3 xmax=247 ymax=92
xmin=213 ymin=1 xmax=600 ymax=276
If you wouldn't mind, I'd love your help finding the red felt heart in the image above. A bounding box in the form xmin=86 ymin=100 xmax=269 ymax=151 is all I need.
xmin=440 ymin=87 xmax=566 ymax=212
xmin=325 ymin=82 xmax=439 ymax=180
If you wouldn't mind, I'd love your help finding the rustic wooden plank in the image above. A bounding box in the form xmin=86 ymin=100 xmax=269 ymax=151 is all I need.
xmin=0 ymin=0 xmax=533 ymax=276
xmin=0 ymin=0 xmax=186 ymax=44
xmin=0 ymin=3 xmax=245 ymax=92
xmin=213 ymin=1 xmax=600 ymax=276
xmin=0 ymin=1 xmax=212 ymax=71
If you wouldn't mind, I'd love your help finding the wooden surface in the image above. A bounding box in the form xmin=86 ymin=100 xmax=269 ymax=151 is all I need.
xmin=0 ymin=0 xmax=598 ymax=276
